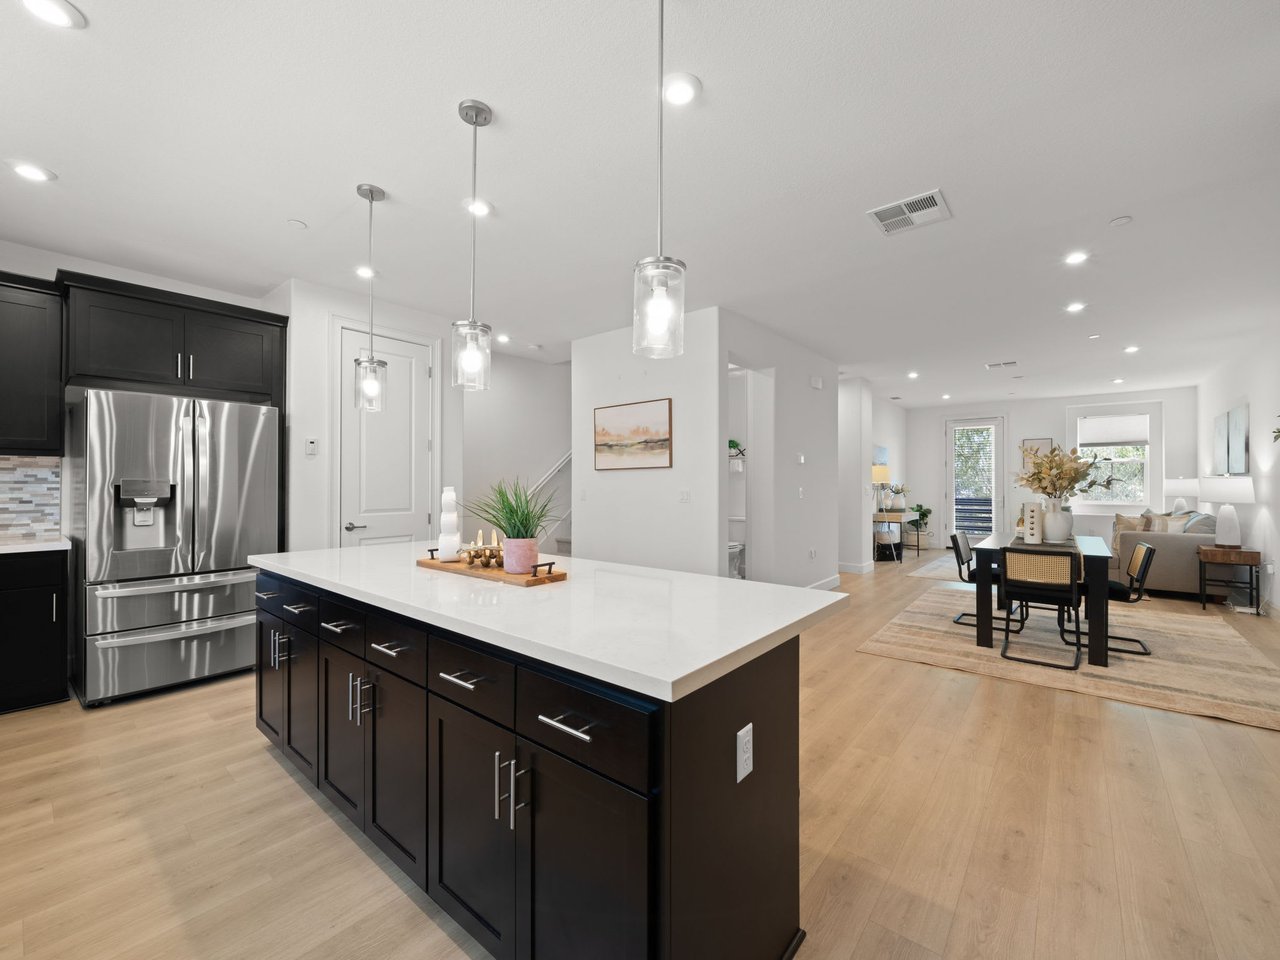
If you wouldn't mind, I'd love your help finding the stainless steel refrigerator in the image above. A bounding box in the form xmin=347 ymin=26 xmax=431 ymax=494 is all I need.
xmin=63 ymin=387 xmax=278 ymax=705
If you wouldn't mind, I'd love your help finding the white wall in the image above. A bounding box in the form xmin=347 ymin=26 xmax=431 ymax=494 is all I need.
xmin=904 ymin=386 xmax=1198 ymax=543
xmin=872 ymin=397 xmax=908 ymax=488
xmin=838 ymin=377 xmax=876 ymax=573
xmin=463 ymin=353 xmax=571 ymax=537
xmin=1197 ymin=333 xmax=1278 ymax=607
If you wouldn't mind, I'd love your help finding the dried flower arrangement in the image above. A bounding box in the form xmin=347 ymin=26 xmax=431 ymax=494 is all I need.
xmin=1015 ymin=444 xmax=1114 ymax=500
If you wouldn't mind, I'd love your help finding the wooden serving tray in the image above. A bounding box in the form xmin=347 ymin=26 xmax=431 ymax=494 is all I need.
xmin=416 ymin=556 xmax=567 ymax=587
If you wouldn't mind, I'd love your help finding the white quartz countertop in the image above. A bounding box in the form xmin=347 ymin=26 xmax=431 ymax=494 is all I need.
xmin=0 ymin=535 xmax=71 ymax=556
xmin=249 ymin=541 xmax=847 ymax=701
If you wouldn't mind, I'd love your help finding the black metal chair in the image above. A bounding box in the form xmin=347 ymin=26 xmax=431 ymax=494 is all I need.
xmin=1059 ymin=541 xmax=1157 ymax=656
xmin=950 ymin=532 xmax=1026 ymax=631
xmin=1000 ymin=547 xmax=1083 ymax=671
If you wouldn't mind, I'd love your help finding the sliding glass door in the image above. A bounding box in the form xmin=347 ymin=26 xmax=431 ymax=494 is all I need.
xmin=945 ymin=418 xmax=1005 ymax=538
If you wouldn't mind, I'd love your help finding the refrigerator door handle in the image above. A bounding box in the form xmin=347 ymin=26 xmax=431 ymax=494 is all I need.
xmin=94 ymin=569 xmax=258 ymax=599
xmin=193 ymin=415 xmax=211 ymax=571
xmin=93 ymin=612 xmax=256 ymax=649
xmin=178 ymin=409 xmax=196 ymax=574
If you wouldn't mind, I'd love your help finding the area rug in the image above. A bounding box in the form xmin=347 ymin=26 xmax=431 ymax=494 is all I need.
xmin=860 ymin=585 xmax=1280 ymax=730
xmin=906 ymin=554 xmax=960 ymax=581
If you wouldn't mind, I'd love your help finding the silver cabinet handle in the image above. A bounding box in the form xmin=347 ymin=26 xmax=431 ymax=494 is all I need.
xmin=254 ymin=591 xmax=280 ymax=600
xmin=275 ymin=633 xmax=288 ymax=668
xmin=347 ymin=671 xmax=354 ymax=722
xmin=177 ymin=352 xmax=182 ymax=379
xmin=344 ymin=522 xmax=368 ymax=532
xmin=51 ymin=593 xmax=57 ymax=623
xmin=188 ymin=354 xmax=194 ymax=380
xmin=356 ymin=679 xmax=373 ymax=726
xmin=537 ymin=713 xmax=594 ymax=743
xmin=494 ymin=751 xmax=502 ymax=820
xmin=438 ymin=670 xmax=478 ymax=691
xmin=282 ymin=602 xmax=312 ymax=614
xmin=370 ymin=642 xmax=405 ymax=658
xmin=321 ymin=620 xmax=355 ymax=634
xmin=509 ymin=760 xmax=527 ymax=831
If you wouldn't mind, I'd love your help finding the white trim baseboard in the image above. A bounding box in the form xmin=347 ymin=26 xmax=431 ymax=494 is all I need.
xmin=808 ymin=574 xmax=843 ymax=591
xmin=838 ymin=561 xmax=875 ymax=575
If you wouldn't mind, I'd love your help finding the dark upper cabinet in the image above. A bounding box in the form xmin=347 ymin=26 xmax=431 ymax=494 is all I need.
xmin=69 ymin=288 xmax=185 ymax=386
xmin=515 ymin=739 xmax=649 ymax=960
xmin=428 ymin=693 xmax=518 ymax=960
xmin=366 ymin=666 xmax=427 ymax=889
xmin=0 ymin=280 xmax=62 ymax=454
xmin=319 ymin=641 xmax=368 ymax=824
xmin=184 ymin=311 xmax=278 ymax=395
xmin=0 ymin=552 xmax=68 ymax=714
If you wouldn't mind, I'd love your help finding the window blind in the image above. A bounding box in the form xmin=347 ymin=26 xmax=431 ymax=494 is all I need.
xmin=1077 ymin=413 xmax=1150 ymax=448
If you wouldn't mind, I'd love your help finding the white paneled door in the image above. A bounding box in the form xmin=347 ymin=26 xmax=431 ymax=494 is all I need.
xmin=944 ymin=417 xmax=1005 ymax=539
xmin=340 ymin=329 xmax=433 ymax=546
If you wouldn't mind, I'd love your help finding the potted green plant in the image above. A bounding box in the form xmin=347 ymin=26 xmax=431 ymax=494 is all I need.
xmin=466 ymin=479 xmax=558 ymax=575
xmin=906 ymin=503 xmax=932 ymax=548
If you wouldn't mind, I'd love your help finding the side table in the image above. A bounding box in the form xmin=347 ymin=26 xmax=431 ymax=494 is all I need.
xmin=1198 ymin=545 xmax=1262 ymax=616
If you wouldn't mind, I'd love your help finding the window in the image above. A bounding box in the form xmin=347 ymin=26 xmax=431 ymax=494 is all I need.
xmin=1076 ymin=414 xmax=1150 ymax=505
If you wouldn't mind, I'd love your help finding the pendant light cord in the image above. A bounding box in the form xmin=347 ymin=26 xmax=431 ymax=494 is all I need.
xmin=469 ymin=121 xmax=478 ymax=321
xmin=657 ymin=0 xmax=664 ymax=256
xmin=366 ymin=194 xmax=375 ymax=356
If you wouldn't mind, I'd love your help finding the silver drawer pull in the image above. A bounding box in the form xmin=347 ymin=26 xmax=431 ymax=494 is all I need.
xmin=537 ymin=713 xmax=594 ymax=743
xmin=438 ymin=670 xmax=479 ymax=691
xmin=371 ymin=642 xmax=407 ymax=658
xmin=254 ymin=591 xmax=280 ymax=600
xmin=321 ymin=620 xmax=355 ymax=634
xmin=282 ymin=602 xmax=312 ymax=614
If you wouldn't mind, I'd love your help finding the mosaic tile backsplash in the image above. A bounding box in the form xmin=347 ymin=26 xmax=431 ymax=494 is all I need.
xmin=0 ymin=456 xmax=61 ymax=539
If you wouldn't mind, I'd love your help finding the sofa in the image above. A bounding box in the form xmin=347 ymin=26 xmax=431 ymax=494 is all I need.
xmin=1110 ymin=510 xmax=1232 ymax=597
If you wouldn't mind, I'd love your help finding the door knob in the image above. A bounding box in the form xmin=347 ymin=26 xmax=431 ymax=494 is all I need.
xmin=344 ymin=522 xmax=367 ymax=532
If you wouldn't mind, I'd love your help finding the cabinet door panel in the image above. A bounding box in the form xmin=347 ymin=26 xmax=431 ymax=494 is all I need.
xmin=70 ymin=290 xmax=184 ymax=385
xmin=366 ymin=668 xmax=427 ymax=888
xmin=255 ymin=610 xmax=284 ymax=745
xmin=283 ymin=627 xmax=318 ymax=783
xmin=428 ymin=693 xmax=517 ymax=960
xmin=516 ymin=740 xmax=649 ymax=960
xmin=0 ymin=286 xmax=61 ymax=453
xmin=319 ymin=642 xmax=365 ymax=825
xmin=184 ymin=311 xmax=276 ymax=394
xmin=0 ymin=585 xmax=66 ymax=713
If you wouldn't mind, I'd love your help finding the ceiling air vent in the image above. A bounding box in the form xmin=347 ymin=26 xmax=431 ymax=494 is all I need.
xmin=984 ymin=360 xmax=1018 ymax=371
xmin=867 ymin=189 xmax=951 ymax=236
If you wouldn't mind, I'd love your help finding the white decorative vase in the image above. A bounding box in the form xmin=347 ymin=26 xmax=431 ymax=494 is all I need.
xmin=1042 ymin=499 xmax=1073 ymax=543
xmin=891 ymin=493 xmax=907 ymax=510
xmin=438 ymin=486 xmax=462 ymax=560
xmin=1024 ymin=504 xmax=1044 ymax=544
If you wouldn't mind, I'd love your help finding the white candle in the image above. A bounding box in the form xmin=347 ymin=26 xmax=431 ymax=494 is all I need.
xmin=491 ymin=529 xmax=499 ymax=546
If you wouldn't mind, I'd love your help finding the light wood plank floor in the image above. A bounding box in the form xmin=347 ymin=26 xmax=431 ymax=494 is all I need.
xmin=1 ymin=553 xmax=1277 ymax=960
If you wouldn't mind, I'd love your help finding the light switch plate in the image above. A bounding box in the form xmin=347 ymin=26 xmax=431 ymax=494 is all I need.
xmin=736 ymin=723 xmax=754 ymax=782
xmin=304 ymin=438 xmax=318 ymax=458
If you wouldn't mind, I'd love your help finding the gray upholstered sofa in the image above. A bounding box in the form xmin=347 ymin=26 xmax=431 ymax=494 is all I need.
xmin=1110 ymin=510 xmax=1238 ymax=597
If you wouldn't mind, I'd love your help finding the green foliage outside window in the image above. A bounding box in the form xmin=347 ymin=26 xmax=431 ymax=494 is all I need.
xmin=1078 ymin=444 xmax=1148 ymax=503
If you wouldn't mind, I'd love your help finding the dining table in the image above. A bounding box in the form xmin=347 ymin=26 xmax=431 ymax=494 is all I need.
xmin=971 ymin=531 xmax=1114 ymax=668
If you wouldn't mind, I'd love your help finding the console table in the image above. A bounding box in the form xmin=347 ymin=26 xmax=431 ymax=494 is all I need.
xmin=872 ymin=510 xmax=920 ymax=563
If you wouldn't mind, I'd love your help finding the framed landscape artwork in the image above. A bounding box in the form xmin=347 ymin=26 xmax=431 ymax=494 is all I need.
xmin=1213 ymin=412 xmax=1229 ymax=474
xmin=1228 ymin=404 xmax=1250 ymax=475
xmin=594 ymin=398 xmax=673 ymax=470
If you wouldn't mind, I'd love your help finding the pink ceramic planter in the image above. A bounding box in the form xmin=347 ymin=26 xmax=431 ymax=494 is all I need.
xmin=503 ymin=538 xmax=539 ymax=575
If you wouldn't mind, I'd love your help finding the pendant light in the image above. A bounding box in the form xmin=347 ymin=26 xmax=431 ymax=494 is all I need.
xmin=632 ymin=0 xmax=686 ymax=359
xmin=353 ymin=183 xmax=388 ymax=412
xmin=452 ymin=99 xmax=493 ymax=391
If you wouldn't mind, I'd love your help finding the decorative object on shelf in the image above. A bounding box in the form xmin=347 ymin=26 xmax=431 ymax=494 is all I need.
xmin=1024 ymin=502 xmax=1044 ymax=544
xmin=353 ymin=183 xmax=388 ymax=412
xmin=417 ymin=554 xmax=566 ymax=587
xmin=461 ymin=543 xmax=503 ymax=568
xmin=438 ymin=486 xmax=462 ymax=560
xmin=465 ymin=478 xmax=557 ymax=574
xmin=452 ymin=99 xmax=494 ymax=391
xmin=1021 ymin=438 xmax=1053 ymax=472
xmin=871 ymin=463 xmax=891 ymax=512
xmin=1227 ymin=404 xmax=1250 ymax=475
xmin=1015 ymin=443 xmax=1114 ymax=543
xmin=594 ymin=398 xmax=673 ymax=469
xmin=728 ymin=438 xmax=746 ymax=457
xmin=905 ymin=503 xmax=932 ymax=547
xmin=889 ymin=484 xmax=909 ymax=511
xmin=632 ymin=0 xmax=686 ymax=359
xmin=1200 ymin=475 xmax=1255 ymax=549
xmin=1164 ymin=477 xmax=1199 ymax=514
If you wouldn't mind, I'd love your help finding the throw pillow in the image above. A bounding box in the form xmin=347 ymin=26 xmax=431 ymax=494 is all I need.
xmin=1113 ymin=514 xmax=1145 ymax=554
xmin=1184 ymin=512 xmax=1218 ymax=535
xmin=1146 ymin=514 xmax=1190 ymax=535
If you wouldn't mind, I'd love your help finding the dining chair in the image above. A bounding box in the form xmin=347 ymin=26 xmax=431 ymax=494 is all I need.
xmin=950 ymin=532 xmax=1025 ymax=631
xmin=1000 ymin=546 xmax=1083 ymax=671
xmin=1058 ymin=541 xmax=1156 ymax=656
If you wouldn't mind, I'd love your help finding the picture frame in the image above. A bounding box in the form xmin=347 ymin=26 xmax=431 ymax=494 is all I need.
xmin=593 ymin=398 xmax=673 ymax=470
xmin=1213 ymin=412 xmax=1230 ymax=475
xmin=1228 ymin=404 xmax=1250 ymax=475
xmin=1022 ymin=438 xmax=1053 ymax=471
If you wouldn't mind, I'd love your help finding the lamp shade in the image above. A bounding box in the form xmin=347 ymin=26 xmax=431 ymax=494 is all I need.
xmin=1164 ymin=477 xmax=1200 ymax=498
xmin=870 ymin=464 xmax=891 ymax=485
xmin=1199 ymin=475 xmax=1255 ymax=505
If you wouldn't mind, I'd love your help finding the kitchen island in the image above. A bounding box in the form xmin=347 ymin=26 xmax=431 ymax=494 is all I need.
xmin=249 ymin=541 xmax=845 ymax=960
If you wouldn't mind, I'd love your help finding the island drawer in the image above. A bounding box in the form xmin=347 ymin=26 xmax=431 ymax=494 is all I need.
xmin=254 ymin=574 xmax=317 ymax=635
xmin=317 ymin=598 xmax=365 ymax=656
xmin=366 ymin=615 xmax=428 ymax=687
xmin=427 ymin=635 xmax=514 ymax=726
xmin=516 ymin=668 xmax=656 ymax=792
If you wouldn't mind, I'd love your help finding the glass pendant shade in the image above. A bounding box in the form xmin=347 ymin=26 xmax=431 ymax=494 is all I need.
xmin=632 ymin=256 xmax=686 ymax=359
xmin=354 ymin=355 xmax=388 ymax=412
xmin=452 ymin=320 xmax=492 ymax=391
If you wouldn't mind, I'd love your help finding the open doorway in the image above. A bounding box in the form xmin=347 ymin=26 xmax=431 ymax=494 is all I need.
xmin=945 ymin=417 xmax=1005 ymax=538
xmin=726 ymin=365 xmax=749 ymax=578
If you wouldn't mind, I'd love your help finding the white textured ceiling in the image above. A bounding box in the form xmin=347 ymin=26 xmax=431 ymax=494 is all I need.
xmin=3 ymin=0 xmax=1279 ymax=403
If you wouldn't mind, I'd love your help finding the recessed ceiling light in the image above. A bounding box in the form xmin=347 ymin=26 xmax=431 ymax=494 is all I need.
xmin=1065 ymin=302 xmax=1086 ymax=313
xmin=1124 ymin=345 xmax=1139 ymax=354
xmin=8 ymin=159 xmax=57 ymax=182
xmin=466 ymin=198 xmax=491 ymax=217
xmin=287 ymin=218 xmax=308 ymax=230
xmin=889 ymin=396 xmax=902 ymax=401
xmin=1088 ymin=334 xmax=1101 ymax=340
xmin=1112 ymin=378 xmax=1125 ymax=384
xmin=496 ymin=334 xmax=511 ymax=344
xmin=941 ymin=394 xmax=951 ymax=400
xmin=662 ymin=73 xmax=701 ymax=105
xmin=1110 ymin=216 xmax=1133 ymax=227
xmin=907 ymin=371 xmax=919 ymax=379
xmin=22 ymin=0 xmax=87 ymax=28
xmin=1064 ymin=250 xmax=1089 ymax=265
xmin=355 ymin=265 xmax=375 ymax=279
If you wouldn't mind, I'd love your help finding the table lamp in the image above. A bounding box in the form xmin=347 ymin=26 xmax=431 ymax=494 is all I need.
xmin=871 ymin=464 xmax=891 ymax=511
xmin=1199 ymin=475 xmax=1254 ymax=548
xmin=1164 ymin=477 xmax=1199 ymax=514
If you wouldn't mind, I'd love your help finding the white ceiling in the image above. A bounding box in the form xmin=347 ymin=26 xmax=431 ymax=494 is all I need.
xmin=3 ymin=0 xmax=1279 ymax=403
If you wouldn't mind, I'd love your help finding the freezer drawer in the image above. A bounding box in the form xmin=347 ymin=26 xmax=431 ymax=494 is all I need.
xmin=86 ymin=569 xmax=257 ymax=636
xmin=85 ymin=611 xmax=255 ymax=703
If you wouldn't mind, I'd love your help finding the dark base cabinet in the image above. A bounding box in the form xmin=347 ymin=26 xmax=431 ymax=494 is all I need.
xmin=255 ymin=573 xmax=804 ymax=960
xmin=0 ymin=551 xmax=68 ymax=714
